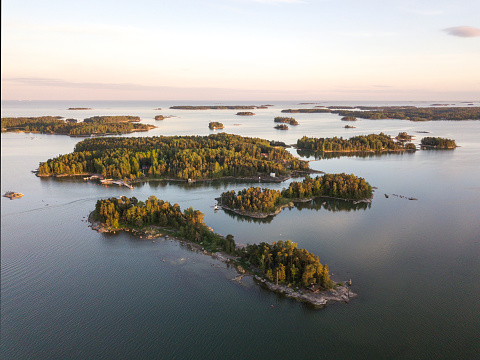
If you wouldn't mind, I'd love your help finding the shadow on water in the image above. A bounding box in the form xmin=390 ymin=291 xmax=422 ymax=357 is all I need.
xmin=222 ymin=198 xmax=371 ymax=223
xmin=296 ymin=149 xmax=416 ymax=160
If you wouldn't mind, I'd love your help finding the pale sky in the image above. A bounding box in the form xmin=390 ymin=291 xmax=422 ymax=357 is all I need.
xmin=1 ymin=0 xmax=479 ymax=101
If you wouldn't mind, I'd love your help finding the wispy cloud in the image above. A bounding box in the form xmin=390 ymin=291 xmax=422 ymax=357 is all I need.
xmin=443 ymin=26 xmax=480 ymax=38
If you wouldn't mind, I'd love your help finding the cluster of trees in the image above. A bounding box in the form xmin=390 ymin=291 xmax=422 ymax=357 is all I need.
xmin=1 ymin=116 xmax=152 ymax=136
xmin=94 ymin=196 xmax=236 ymax=253
xmin=208 ymin=122 xmax=224 ymax=130
xmin=37 ymin=133 xmax=309 ymax=180
xmin=420 ymin=137 xmax=457 ymax=148
xmin=341 ymin=116 xmax=357 ymax=121
xmin=274 ymin=117 xmax=299 ymax=125
xmin=331 ymin=106 xmax=480 ymax=121
xmin=297 ymin=133 xmax=416 ymax=152
xmin=236 ymin=112 xmax=255 ymax=116
xmin=274 ymin=124 xmax=289 ymax=130
xmin=170 ymin=105 xmax=256 ymax=110
xmin=240 ymin=240 xmax=333 ymax=288
xmin=396 ymin=132 xmax=413 ymax=141
xmin=155 ymin=115 xmax=165 ymax=120
xmin=220 ymin=187 xmax=282 ymax=213
xmin=282 ymin=173 xmax=372 ymax=200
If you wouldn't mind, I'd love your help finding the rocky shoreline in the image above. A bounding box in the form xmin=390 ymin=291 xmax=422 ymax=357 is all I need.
xmin=88 ymin=212 xmax=356 ymax=308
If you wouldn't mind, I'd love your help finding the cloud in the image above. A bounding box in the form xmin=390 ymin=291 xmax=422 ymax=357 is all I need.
xmin=443 ymin=26 xmax=480 ymax=38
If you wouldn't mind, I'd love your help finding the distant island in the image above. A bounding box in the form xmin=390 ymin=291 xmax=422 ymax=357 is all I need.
xmin=36 ymin=133 xmax=311 ymax=182
xmin=280 ymin=106 xmax=480 ymax=121
xmin=420 ymin=137 xmax=457 ymax=149
xmin=155 ymin=115 xmax=165 ymax=120
xmin=341 ymin=116 xmax=357 ymax=121
xmin=396 ymin=132 xmax=414 ymax=141
xmin=3 ymin=191 xmax=24 ymax=200
xmin=90 ymin=195 xmax=353 ymax=307
xmin=1 ymin=116 xmax=155 ymax=136
xmin=344 ymin=125 xmax=356 ymax=129
xmin=218 ymin=173 xmax=372 ymax=218
xmin=208 ymin=121 xmax=224 ymax=130
xmin=297 ymin=133 xmax=417 ymax=152
xmin=170 ymin=105 xmax=256 ymax=110
xmin=236 ymin=112 xmax=255 ymax=116
xmin=67 ymin=108 xmax=92 ymax=110
xmin=274 ymin=124 xmax=289 ymax=130
xmin=274 ymin=117 xmax=299 ymax=125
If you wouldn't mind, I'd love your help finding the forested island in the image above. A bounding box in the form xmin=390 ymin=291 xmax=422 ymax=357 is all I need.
xmin=274 ymin=117 xmax=299 ymax=125
xmin=1 ymin=116 xmax=155 ymax=136
xmin=208 ymin=122 xmax=224 ymax=130
xmin=155 ymin=115 xmax=165 ymax=120
xmin=68 ymin=108 xmax=92 ymax=110
xmin=236 ymin=112 xmax=255 ymax=116
xmin=420 ymin=137 xmax=457 ymax=149
xmin=3 ymin=191 xmax=24 ymax=200
xmin=297 ymin=133 xmax=417 ymax=152
xmin=219 ymin=173 xmax=372 ymax=218
xmin=279 ymin=106 xmax=480 ymax=121
xmin=36 ymin=133 xmax=310 ymax=181
xmin=170 ymin=105 xmax=256 ymax=110
xmin=91 ymin=195 xmax=350 ymax=306
xmin=274 ymin=124 xmax=289 ymax=130
xmin=341 ymin=116 xmax=357 ymax=121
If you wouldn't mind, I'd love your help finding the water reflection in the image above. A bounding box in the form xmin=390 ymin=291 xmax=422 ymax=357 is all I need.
xmin=296 ymin=149 xmax=415 ymax=160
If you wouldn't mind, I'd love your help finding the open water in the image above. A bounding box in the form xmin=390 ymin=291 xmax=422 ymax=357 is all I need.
xmin=2 ymin=100 xmax=480 ymax=359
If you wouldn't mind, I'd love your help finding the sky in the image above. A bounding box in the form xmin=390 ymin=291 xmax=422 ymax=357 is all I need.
xmin=1 ymin=0 xmax=480 ymax=101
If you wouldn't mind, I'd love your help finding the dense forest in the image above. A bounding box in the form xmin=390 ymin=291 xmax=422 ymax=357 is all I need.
xmin=240 ymin=240 xmax=333 ymax=288
xmin=170 ymin=105 xmax=256 ymax=110
xmin=37 ymin=133 xmax=309 ymax=180
xmin=208 ymin=122 xmax=224 ymax=129
xmin=274 ymin=124 xmax=289 ymax=130
xmin=219 ymin=173 xmax=372 ymax=215
xmin=282 ymin=173 xmax=373 ymax=200
xmin=297 ymin=133 xmax=416 ymax=152
xmin=1 ymin=116 xmax=153 ymax=136
xmin=274 ymin=117 xmax=299 ymax=125
xmin=331 ymin=106 xmax=480 ymax=121
xmin=94 ymin=196 xmax=236 ymax=253
xmin=220 ymin=187 xmax=282 ymax=213
xmin=420 ymin=137 xmax=457 ymax=148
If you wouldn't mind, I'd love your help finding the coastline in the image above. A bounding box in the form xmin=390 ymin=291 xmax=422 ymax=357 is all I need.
xmin=87 ymin=211 xmax=356 ymax=308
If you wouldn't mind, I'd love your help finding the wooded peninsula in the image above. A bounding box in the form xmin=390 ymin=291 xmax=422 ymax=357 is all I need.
xmin=297 ymin=133 xmax=417 ymax=152
xmin=1 ymin=116 xmax=155 ymax=136
xmin=92 ymin=195 xmax=344 ymax=305
xmin=37 ymin=133 xmax=310 ymax=181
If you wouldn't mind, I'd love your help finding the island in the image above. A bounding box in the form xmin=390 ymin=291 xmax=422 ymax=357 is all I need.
xmin=90 ymin=195 xmax=354 ymax=307
xmin=170 ymin=105 xmax=256 ymax=110
xmin=208 ymin=121 xmax=224 ymax=130
xmin=297 ymin=133 xmax=417 ymax=152
xmin=274 ymin=117 xmax=299 ymax=125
xmin=274 ymin=124 xmax=289 ymax=130
xmin=218 ymin=173 xmax=372 ymax=218
xmin=341 ymin=116 xmax=357 ymax=121
xmin=396 ymin=132 xmax=414 ymax=141
xmin=154 ymin=115 xmax=165 ymax=120
xmin=3 ymin=191 xmax=24 ymax=200
xmin=1 ymin=116 xmax=155 ymax=136
xmin=236 ymin=112 xmax=255 ymax=116
xmin=344 ymin=125 xmax=356 ymax=129
xmin=36 ymin=133 xmax=311 ymax=182
xmin=281 ymin=108 xmax=332 ymax=113
xmin=67 ymin=108 xmax=92 ymax=110
xmin=420 ymin=137 xmax=457 ymax=149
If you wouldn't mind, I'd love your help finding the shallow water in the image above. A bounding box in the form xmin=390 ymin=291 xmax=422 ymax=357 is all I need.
xmin=2 ymin=100 xmax=480 ymax=359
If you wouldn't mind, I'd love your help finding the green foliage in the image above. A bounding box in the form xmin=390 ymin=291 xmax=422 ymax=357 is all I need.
xmin=297 ymin=133 xmax=414 ymax=152
xmin=274 ymin=124 xmax=289 ymax=130
xmin=94 ymin=196 xmax=236 ymax=254
xmin=37 ymin=133 xmax=309 ymax=179
xmin=282 ymin=173 xmax=372 ymax=200
xmin=420 ymin=137 xmax=456 ymax=148
xmin=240 ymin=240 xmax=333 ymax=288
xmin=1 ymin=116 xmax=152 ymax=136
xmin=220 ymin=187 xmax=282 ymax=213
xmin=332 ymin=106 xmax=480 ymax=121
xmin=274 ymin=117 xmax=299 ymax=125
xmin=208 ymin=122 xmax=224 ymax=129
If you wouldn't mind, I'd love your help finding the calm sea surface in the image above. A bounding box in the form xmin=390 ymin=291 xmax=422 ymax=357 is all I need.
xmin=2 ymin=100 xmax=480 ymax=359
